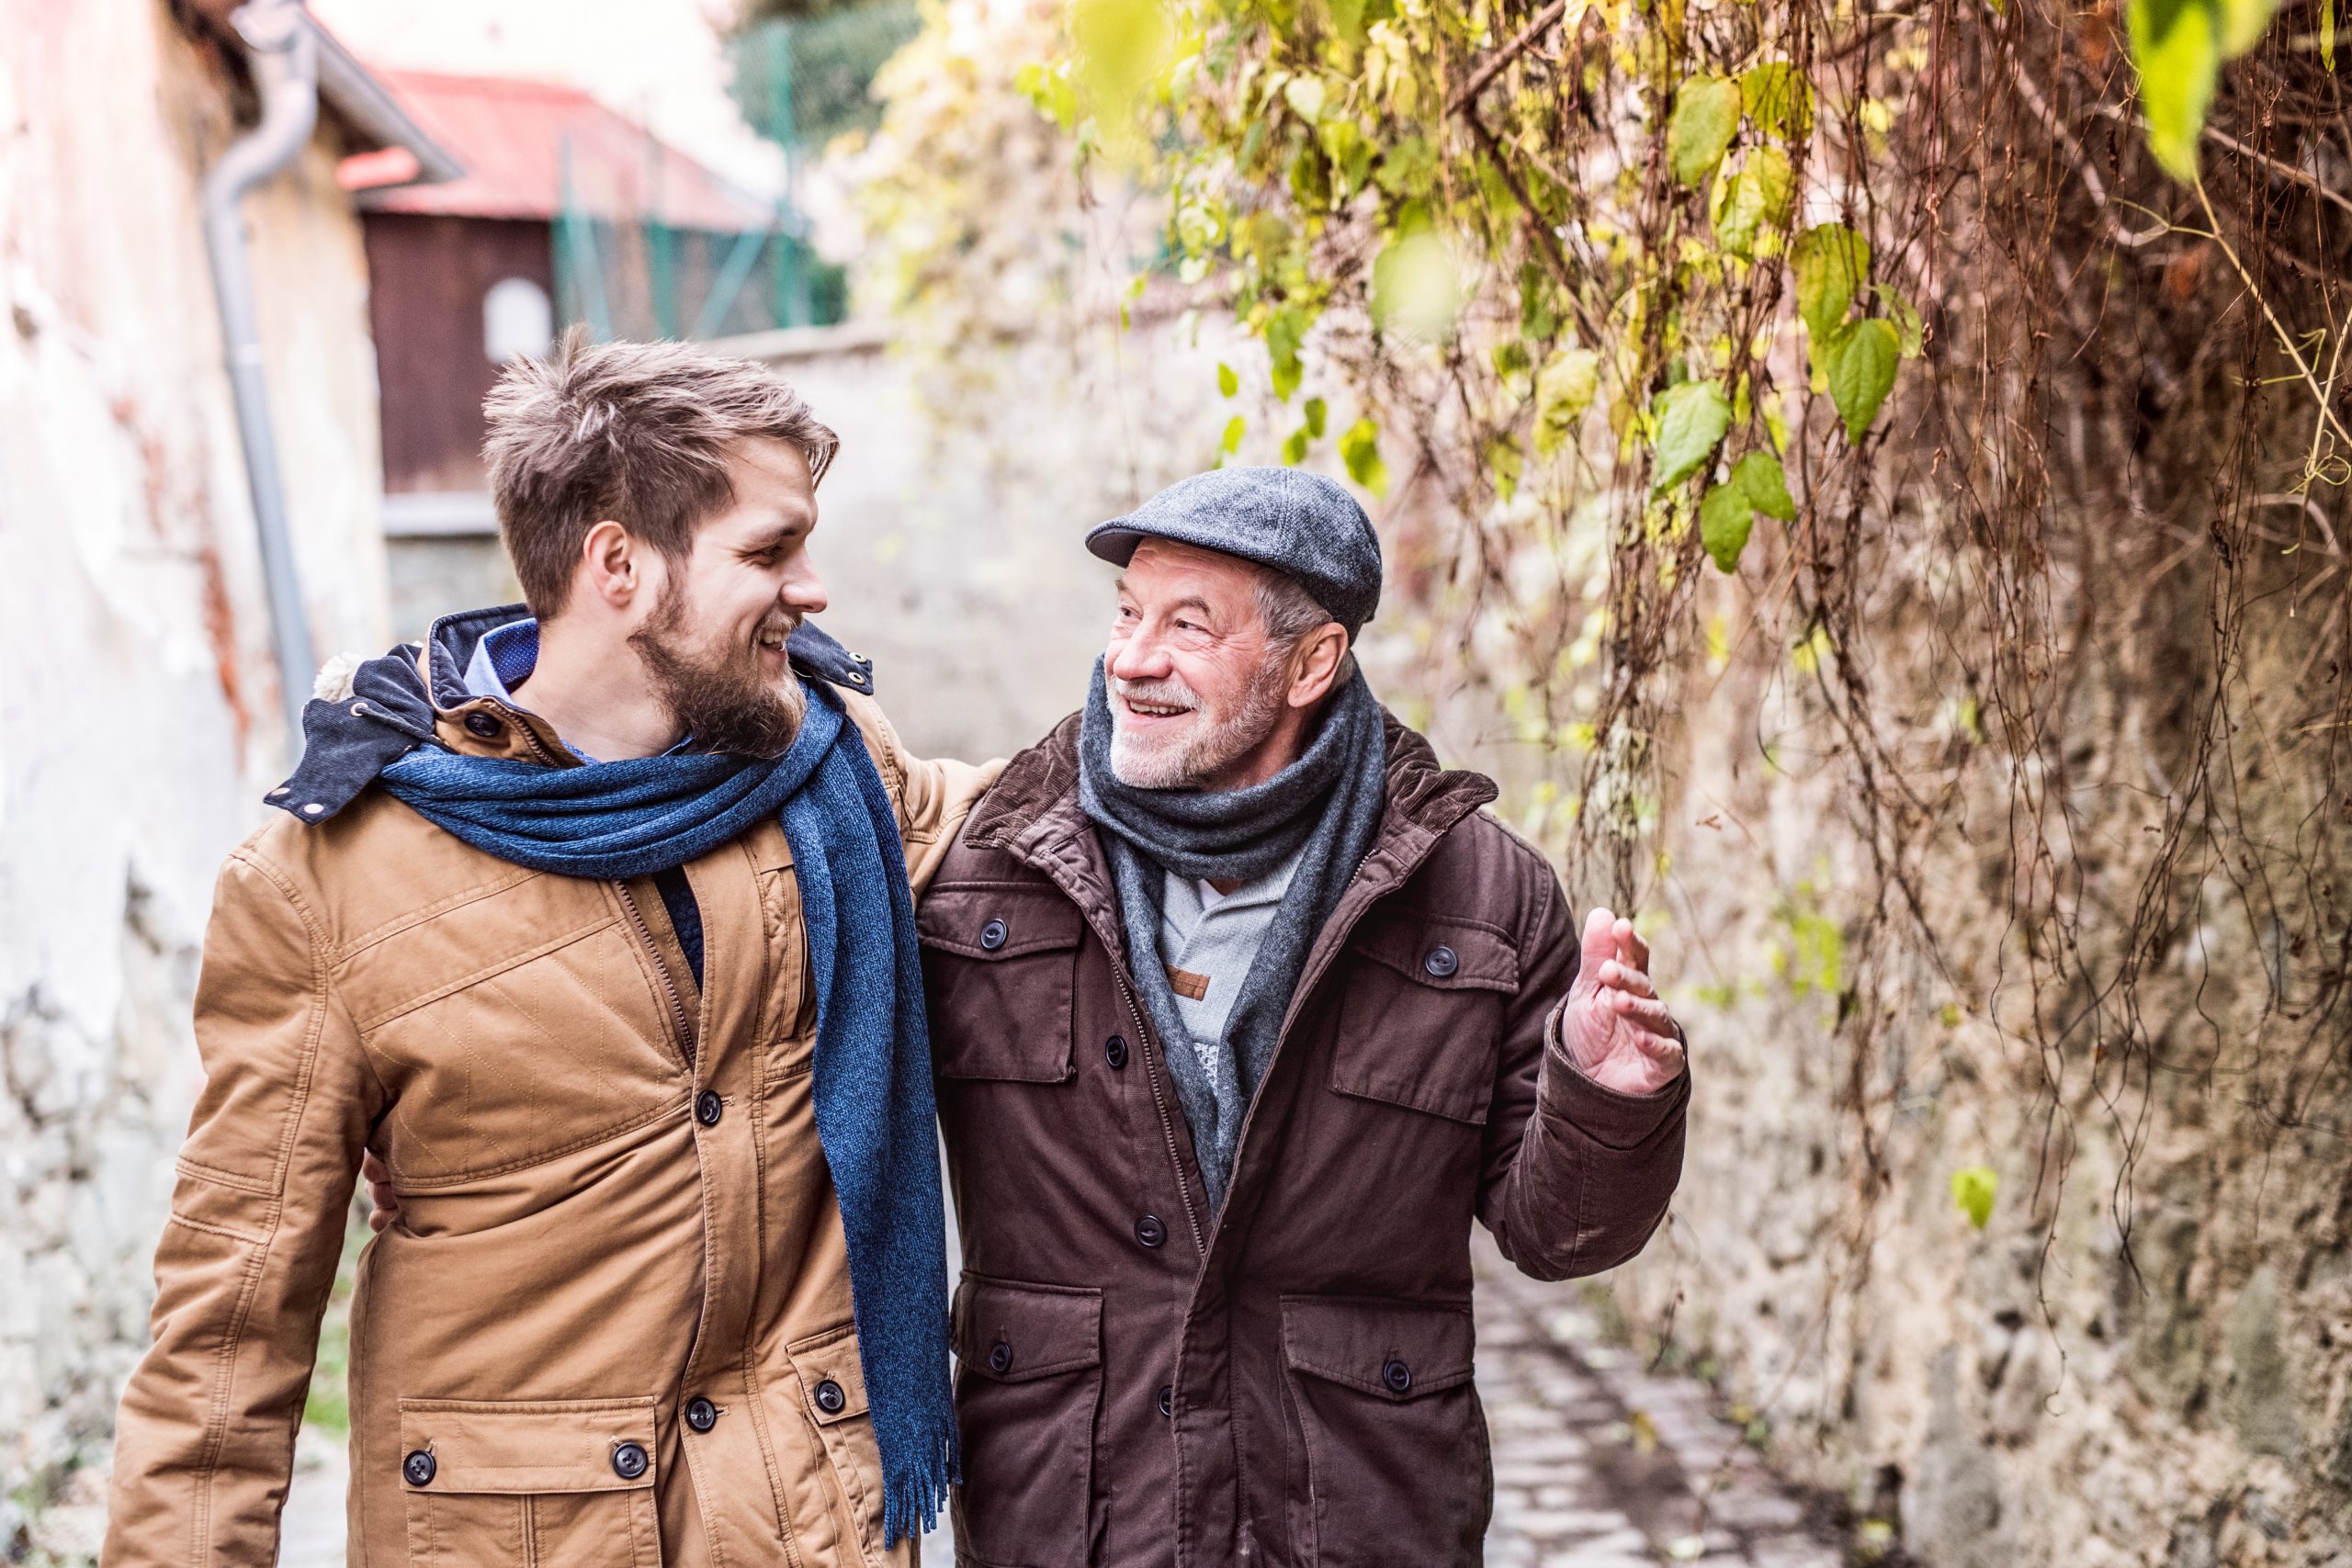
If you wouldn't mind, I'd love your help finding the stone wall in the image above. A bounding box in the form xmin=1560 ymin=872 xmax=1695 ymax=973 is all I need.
xmin=1547 ymin=552 xmax=2346 ymax=1565
xmin=0 ymin=3 xmax=389 ymax=1554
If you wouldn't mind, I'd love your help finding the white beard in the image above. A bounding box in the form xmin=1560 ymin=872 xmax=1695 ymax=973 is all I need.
xmin=1108 ymin=661 xmax=1291 ymax=789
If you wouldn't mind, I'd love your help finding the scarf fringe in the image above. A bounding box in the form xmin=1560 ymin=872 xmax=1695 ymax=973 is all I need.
xmin=881 ymin=1422 xmax=961 ymax=1547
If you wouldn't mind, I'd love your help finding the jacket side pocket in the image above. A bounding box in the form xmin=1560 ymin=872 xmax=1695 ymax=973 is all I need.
xmin=396 ymin=1396 xmax=662 ymax=1568
xmin=1279 ymin=1296 xmax=1488 ymax=1568
xmin=950 ymin=1275 xmax=1103 ymax=1568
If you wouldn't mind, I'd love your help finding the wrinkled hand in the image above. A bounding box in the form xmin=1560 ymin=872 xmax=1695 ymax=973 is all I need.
xmin=362 ymin=1149 xmax=401 ymax=1233
xmin=1558 ymin=908 xmax=1686 ymax=1096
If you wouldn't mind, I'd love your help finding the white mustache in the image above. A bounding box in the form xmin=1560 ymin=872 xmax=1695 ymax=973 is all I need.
xmin=1112 ymin=674 xmax=1201 ymax=715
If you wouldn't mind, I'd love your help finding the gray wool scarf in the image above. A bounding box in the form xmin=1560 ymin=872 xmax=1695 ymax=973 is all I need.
xmin=1077 ymin=658 xmax=1387 ymax=1214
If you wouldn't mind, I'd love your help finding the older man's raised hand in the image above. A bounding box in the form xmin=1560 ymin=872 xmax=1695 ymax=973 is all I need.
xmin=1559 ymin=907 xmax=1687 ymax=1096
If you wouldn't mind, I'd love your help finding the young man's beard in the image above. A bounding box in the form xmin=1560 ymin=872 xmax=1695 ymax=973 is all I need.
xmin=629 ymin=582 xmax=808 ymax=760
xmin=1109 ymin=652 xmax=1292 ymax=790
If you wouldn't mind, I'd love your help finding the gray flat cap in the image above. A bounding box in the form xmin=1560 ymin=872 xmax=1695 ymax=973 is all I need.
xmin=1085 ymin=467 xmax=1382 ymax=638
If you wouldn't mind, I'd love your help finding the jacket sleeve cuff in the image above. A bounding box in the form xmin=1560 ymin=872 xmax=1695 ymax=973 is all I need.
xmin=1541 ymin=1005 xmax=1690 ymax=1149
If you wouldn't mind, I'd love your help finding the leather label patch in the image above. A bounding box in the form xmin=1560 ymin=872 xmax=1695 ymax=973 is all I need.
xmin=1165 ymin=965 xmax=1211 ymax=1001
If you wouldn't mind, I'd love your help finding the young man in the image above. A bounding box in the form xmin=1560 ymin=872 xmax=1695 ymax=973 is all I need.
xmin=921 ymin=468 xmax=1690 ymax=1566
xmin=104 ymin=336 xmax=989 ymax=1568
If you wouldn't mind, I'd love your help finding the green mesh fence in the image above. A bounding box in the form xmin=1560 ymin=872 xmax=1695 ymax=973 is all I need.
xmin=729 ymin=5 xmax=922 ymax=150
xmin=552 ymin=137 xmax=848 ymax=340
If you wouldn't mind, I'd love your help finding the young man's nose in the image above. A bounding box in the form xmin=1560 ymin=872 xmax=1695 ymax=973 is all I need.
xmin=783 ymin=560 xmax=828 ymax=615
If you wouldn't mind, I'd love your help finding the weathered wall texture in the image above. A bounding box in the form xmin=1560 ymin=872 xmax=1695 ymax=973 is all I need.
xmin=0 ymin=2 xmax=388 ymax=1553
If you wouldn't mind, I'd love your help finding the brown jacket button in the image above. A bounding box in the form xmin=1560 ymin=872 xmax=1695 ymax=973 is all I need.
xmin=1157 ymin=1384 xmax=1173 ymax=1417
xmin=814 ymin=1379 xmax=847 ymax=1414
xmin=1104 ymin=1034 xmax=1129 ymax=1069
xmin=463 ymin=711 xmax=503 ymax=739
xmin=402 ymin=1450 xmax=435 ymax=1486
xmin=988 ymin=1340 xmax=1013 ymax=1374
xmin=1382 ymin=1359 xmax=1412 ymax=1393
xmin=611 ymin=1442 xmax=649 ymax=1480
xmin=1135 ymin=1214 xmax=1166 ymax=1248
xmin=1423 ymin=945 xmax=1458 ymax=978
xmin=695 ymin=1090 xmax=723 ymax=1127
xmin=685 ymin=1397 xmax=718 ymax=1432
xmin=978 ymin=918 xmax=1008 ymax=951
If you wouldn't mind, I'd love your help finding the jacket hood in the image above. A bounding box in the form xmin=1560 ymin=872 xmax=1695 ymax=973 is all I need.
xmin=267 ymin=604 xmax=879 ymax=824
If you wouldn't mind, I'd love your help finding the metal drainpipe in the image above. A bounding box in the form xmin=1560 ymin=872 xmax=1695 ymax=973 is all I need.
xmin=199 ymin=0 xmax=321 ymax=749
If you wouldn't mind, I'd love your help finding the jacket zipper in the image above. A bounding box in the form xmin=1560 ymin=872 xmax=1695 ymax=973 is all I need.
xmin=615 ymin=878 xmax=696 ymax=1065
xmin=1211 ymin=861 xmax=1374 ymax=1246
xmin=462 ymin=704 xmax=701 ymax=1070
xmin=1112 ymin=964 xmax=1207 ymax=1257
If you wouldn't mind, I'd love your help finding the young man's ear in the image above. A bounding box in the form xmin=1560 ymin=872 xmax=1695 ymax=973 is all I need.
xmin=578 ymin=519 xmax=643 ymax=612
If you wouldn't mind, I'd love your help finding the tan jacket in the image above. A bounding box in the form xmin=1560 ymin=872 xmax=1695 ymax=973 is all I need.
xmin=104 ymin=652 xmax=994 ymax=1568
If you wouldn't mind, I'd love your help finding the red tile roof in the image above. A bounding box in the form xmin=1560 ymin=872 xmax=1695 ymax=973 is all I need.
xmin=360 ymin=69 xmax=769 ymax=231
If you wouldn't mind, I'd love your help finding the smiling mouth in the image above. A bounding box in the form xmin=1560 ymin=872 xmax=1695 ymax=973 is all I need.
xmin=1121 ymin=695 xmax=1194 ymax=720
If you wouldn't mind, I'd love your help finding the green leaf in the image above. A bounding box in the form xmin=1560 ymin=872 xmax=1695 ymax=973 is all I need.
xmin=1304 ymin=396 xmax=1329 ymax=438
xmin=1339 ymin=417 xmax=1390 ymax=495
xmin=1283 ymin=73 xmax=1328 ymax=123
xmin=2128 ymin=0 xmax=2220 ymax=181
xmin=1668 ymin=75 xmax=1742 ymax=187
xmin=1650 ymin=380 xmax=1734 ymax=491
xmin=1716 ymin=147 xmax=1794 ymax=258
xmin=1739 ymin=62 xmax=1813 ymax=141
xmin=1487 ymin=436 xmax=1523 ymax=502
xmin=2325 ymin=0 xmax=2337 ymax=69
xmin=2217 ymin=0 xmax=2278 ymax=55
xmin=1217 ymin=362 xmax=1239 ymax=397
xmin=1828 ymin=318 xmax=1900 ymax=442
xmin=1876 ymin=287 xmax=1926 ymax=357
xmin=1221 ymin=414 xmax=1247 ymax=454
xmin=1534 ymin=347 xmax=1601 ymax=457
xmin=1951 ymin=1165 xmax=1998 ymax=1230
xmin=1267 ymin=306 xmax=1309 ymax=400
xmin=1282 ymin=425 xmax=1311 ymax=464
xmin=1700 ymin=481 xmax=1754 ymax=573
xmin=1792 ymin=223 xmax=1871 ymax=340
xmin=1732 ymin=450 xmax=1796 ymax=520
xmin=1371 ymin=229 xmax=1462 ymax=340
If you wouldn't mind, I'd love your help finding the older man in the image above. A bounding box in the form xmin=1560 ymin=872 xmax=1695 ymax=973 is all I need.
xmin=920 ymin=468 xmax=1690 ymax=1567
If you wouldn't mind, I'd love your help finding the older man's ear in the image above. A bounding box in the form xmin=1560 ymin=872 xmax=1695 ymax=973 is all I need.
xmin=1286 ymin=622 xmax=1351 ymax=709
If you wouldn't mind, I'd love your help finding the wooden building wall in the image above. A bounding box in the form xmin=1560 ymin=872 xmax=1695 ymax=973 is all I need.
xmin=364 ymin=212 xmax=553 ymax=494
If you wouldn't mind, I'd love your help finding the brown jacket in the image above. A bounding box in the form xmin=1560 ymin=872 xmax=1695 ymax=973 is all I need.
xmin=921 ymin=714 xmax=1689 ymax=1568
xmin=104 ymin=641 xmax=992 ymax=1568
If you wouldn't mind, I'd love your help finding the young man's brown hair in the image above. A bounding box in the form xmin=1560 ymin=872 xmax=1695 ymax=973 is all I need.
xmin=482 ymin=328 xmax=840 ymax=615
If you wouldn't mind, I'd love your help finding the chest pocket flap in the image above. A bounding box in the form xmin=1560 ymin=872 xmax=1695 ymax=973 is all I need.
xmin=1331 ymin=908 xmax=1518 ymax=1124
xmin=919 ymin=884 xmax=1083 ymax=1082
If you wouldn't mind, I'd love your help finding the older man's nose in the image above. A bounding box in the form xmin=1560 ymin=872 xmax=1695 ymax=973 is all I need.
xmin=1108 ymin=630 xmax=1170 ymax=682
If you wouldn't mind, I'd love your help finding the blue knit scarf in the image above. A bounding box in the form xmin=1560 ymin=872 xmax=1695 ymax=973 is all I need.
xmin=378 ymin=680 xmax=954 ymax=1544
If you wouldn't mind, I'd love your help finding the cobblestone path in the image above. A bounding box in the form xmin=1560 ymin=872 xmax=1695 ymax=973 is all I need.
xmin=272 ymin=1239 xmax=1838 ymax=1568
xmin=1474 ymin=1235 xmax=1841 ymax=1568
